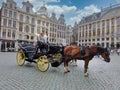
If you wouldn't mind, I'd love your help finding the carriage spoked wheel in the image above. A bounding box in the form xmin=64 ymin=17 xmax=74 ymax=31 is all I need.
xmin=54 ymin=53 xmax=62 ymax=62
xmin=16 ymin=49 xmax=25 ymax=66
xmin=36 ymin=56 xmax=49 ymax=72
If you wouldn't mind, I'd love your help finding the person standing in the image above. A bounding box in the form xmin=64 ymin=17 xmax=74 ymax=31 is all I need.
xmin=117 ymin=48 xmax=120 ymax=56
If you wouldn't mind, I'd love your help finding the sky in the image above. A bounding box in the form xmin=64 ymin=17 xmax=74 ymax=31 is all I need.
xmin=0 ymin=0 xmax=120 ymax=26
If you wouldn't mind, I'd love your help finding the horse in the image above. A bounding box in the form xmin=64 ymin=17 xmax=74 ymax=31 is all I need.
xmin=63 ymin=45 xmax=110 ymax=77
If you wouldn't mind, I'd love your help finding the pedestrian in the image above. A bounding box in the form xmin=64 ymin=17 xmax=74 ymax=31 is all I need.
xmin=117 ymin=48 xmax=120 ymax=56
xmin=110 ymin=48 xmax=114 ymax=55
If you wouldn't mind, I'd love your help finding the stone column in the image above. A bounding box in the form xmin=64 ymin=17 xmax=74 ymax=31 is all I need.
xmin=15 ymin=41 xmax=18 ymax=51
xmin=5 ymin=42 xmax=7 ymax=52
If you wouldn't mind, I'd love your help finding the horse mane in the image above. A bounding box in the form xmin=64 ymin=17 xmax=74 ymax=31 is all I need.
xmin=97 ymin=46 xmax=105 ymax=53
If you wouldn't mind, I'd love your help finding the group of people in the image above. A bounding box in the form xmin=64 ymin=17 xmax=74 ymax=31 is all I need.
xmin=110 ymin=48 xmax=120 ymax=56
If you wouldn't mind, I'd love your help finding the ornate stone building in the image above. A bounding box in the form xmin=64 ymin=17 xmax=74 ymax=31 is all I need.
xmin=0 ymin=0 xmax=72 ymax=51
xmin=77 ymin=4 xmax=120 ymax=48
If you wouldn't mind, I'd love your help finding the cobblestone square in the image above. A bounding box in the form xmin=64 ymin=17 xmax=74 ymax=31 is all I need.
xmin=0 ymin=52 xmax=120 ymax=90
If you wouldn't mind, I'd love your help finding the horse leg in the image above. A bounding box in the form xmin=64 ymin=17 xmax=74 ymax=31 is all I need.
xmin=84 ymin=60 xmax=90 ymax=77
xmin=64 ymin=57 xmax=70 ymax=73
xmin=74 ymin=59 xmax=77 ymax=66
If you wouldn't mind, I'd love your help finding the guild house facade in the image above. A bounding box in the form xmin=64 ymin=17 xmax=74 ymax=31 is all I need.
xmin=0 ymin=0 xmax=73 ymax=51
xmin=76 ymin=4 xmax=120 ymax=48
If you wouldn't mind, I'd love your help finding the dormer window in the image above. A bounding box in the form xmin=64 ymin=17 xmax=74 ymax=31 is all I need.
xmin=10 ymin=3 xmax=13 ymax=8
xmin=26 ymin=7 xmax=30 ymax=13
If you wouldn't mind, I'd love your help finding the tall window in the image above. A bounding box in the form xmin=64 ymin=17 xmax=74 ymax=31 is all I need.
xmin=117 ymin=16 xmax=120 ymax=25
xmin=9 ymin=11 xmax=12 ymax=18
xmin=20 ymin=14 xmax=23 ymax=21
xmin=26 ymin=16 xmax=29 ymax=23
xmin=97 ymin=21 xmax=100 ymax=28
xmin=4 ymin=9 xmax=7 ymax=16
xmin=10 ymin=3 xmax=13 ymax=8
xmin=93 ymin=30 xmax=96 ymax=36
xmin=37 ymin=20 xmax=41 ymax=25
xmin=14 ymin=12 xmax=17 ymax=19
xmin=106 ymin=20 xmax=110 ymax=28
xmin=117 ymin=26 xmax=120 ymax=34
xmin=2 ymin=29 xmax=6 ymax=38
xmin=26 ymin=7 xmax=30 ymax=13
xmin=13 ymin=21 xmax=16 ymax=28
xmin=8 ymin=29 xmax=11 ymax=37
xmin=46 ymin=22 xmax=49 ymax=27
xmin=37 ymin=27 xmax=40 ymax=34
xmin=42 ymin=21 xmax=45 ymax=26
xmin=25 ymin=25 xmax=29 ymax=32
xmin=3 ymin=19 xmax=7 ymax=26
xmin=12 ymin=31 xmax=15 ymax=38
xmin=102 ymin=20 xmax=105 ymax=27
xmin=111 ymin=18 xmax=115 ymax=25
xmin=19 ymin=23 xmax=23 ymax=32
xmin=31 ymin=26 xmax=34 ymax=33
xmin=106 ymin=20 xmax=110 ymax=35
xmin=31 ymin=18 xmax=35 ymax=24
xmin=97 ymin=29 xmax=100 ymax=36
xmin=8 ymin=20 xmax=12 ymax=27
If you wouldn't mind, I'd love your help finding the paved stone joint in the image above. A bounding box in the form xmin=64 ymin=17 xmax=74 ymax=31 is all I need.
xmin=0 ymin=52 xmax=120 ymax=90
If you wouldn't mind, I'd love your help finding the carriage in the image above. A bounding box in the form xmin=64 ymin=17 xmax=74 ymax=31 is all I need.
xmin=16 ymin=43 xmax=64 ymax=72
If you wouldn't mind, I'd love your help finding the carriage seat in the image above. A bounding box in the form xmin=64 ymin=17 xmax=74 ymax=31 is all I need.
xmin=18 ymin=44 xmax=36 ymax=53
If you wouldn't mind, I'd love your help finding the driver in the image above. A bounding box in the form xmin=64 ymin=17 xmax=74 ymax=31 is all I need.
xmin=37 ymin=32 xmax=48 ymax=53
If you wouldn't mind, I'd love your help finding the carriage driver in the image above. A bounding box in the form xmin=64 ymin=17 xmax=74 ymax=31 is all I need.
xmin=37 ymin=32 xmax=48 ymax=53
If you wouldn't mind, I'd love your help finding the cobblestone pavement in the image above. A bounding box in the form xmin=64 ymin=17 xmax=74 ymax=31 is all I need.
xmin=0 ymin=52 xmax=120 ymax=90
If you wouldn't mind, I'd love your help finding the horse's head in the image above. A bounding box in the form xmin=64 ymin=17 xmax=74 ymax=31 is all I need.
xmin=98 ymin=47 xmax=110 ymax=62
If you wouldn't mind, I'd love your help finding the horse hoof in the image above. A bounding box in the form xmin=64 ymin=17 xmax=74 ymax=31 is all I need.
xmin=74 ymin=64 xmax=77 ymax=66
xmin=67 ymin=70 xmax=70 ymax=72
xmin=64 ymin=70 xmax=70 ymax=73
xmin=84 ymin=73 xmax=89 ymax=77
xmin=64 ymin=71 xmax=68 ymax=73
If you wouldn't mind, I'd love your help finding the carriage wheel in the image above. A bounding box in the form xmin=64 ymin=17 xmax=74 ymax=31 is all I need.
xmin=16 ymin=49 xmax=25 ymax=66
xmin=55 ymin=53 xmax=62 ymax=62
xmin=36 ymin=56 xmax=49 ymax=72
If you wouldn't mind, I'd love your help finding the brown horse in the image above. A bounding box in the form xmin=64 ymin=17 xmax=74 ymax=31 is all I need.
xmin=63 ymin=45 xmax=110 ymax=77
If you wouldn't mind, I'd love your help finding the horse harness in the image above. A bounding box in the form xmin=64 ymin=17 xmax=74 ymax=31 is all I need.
xmin=67 ymin=46 xmax=94 ymax=60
